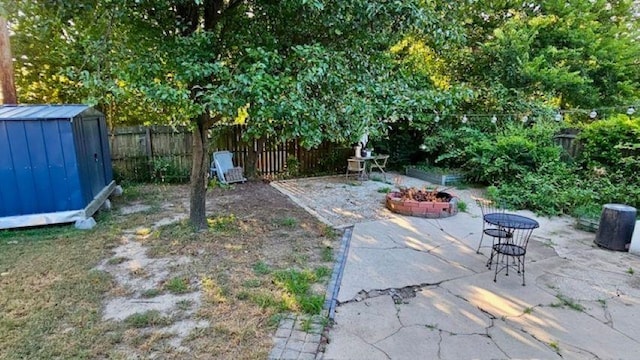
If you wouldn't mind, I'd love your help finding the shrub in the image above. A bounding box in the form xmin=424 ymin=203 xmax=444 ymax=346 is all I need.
xmin=489 ymin=161 xmax=584 ymax=215
xmin=578 ymin=115 xmax=640 ymax=177
xmin=462 ymin=122 xmax=562 ymax=184
xmin=151 ymin=156 xmax=189 ymax=183
xmin=430 ymin=126 xmax=489 ymax=170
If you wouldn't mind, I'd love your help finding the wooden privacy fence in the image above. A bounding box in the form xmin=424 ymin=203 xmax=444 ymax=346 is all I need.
xmin=110 ymin=125 xmax=583 ymax=183
xmin=109 ymin=125 xmax=349 ymax=183
xmin=553 ymin=129 xmax=581 ymax=160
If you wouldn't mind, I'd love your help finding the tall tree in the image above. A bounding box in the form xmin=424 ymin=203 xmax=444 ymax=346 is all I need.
xmin=447 ymin=0 xmax=640 ymax=112
xmin=8 ymin=0 xmax=467 ymax=229
xmin=0 ymin=15 xmax=16 ymax=104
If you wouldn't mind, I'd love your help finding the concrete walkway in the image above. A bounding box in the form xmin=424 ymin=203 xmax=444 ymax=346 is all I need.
xmin=322 ymin=208 xmax=640 ymax=359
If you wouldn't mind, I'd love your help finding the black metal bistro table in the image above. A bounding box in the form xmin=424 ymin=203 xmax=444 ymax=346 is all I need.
xmin=484 ymin=213 xmax=540 ymax=231
xmin=483 ymin=213 xmax=539 ymax=285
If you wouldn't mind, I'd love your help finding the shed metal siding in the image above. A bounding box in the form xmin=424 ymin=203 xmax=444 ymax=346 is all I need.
xmin=72 ymin=115 xmax=93 ymax=203
xmin=42 ymin=120 xmax=75 ymax=212
xmin=6 ymin=120 xmax=38 ymax=215
xmin=0 ymin=105 xmax=92 ymax=120
xmin=0 ymin=105 xmax=110 ymax=219
xmin=0 ymin=121 xmax=19 ymax=217
xmin=0 ymin=118 xmax=84 ymax=216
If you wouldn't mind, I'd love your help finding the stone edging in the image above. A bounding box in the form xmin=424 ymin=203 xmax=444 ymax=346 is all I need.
xmin=268 ymin=225 xmax=354 ymax=360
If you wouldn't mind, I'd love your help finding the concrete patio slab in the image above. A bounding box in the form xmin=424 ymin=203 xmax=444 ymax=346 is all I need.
xmin=331 ymin=295 xmax=402 ymax=344
xmin=322 ymin=329 xmax=390 ymax=360
xmin=270 ymin=175 xmax=640 ymax=360
xmin=374 ymin=326 xmax=441 ymax=359
xmin=324 ymin=210 xmax=640 ymax=359
xmin=439 ymin=332 xmax=506 ymax=360
xmin=508 ymin=305 xmax=640 ymax=359
xmin=396 ymin=286 xmax=491 ymax=334
xmin=487 ymin=320 xmax=563 ymax=359
xmin=336 ymin=245 xmax=473 ymax=303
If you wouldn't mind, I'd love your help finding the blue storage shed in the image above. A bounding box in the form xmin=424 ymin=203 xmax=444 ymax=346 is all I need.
xmin=0 ymin=104 xmax=116 ymax=229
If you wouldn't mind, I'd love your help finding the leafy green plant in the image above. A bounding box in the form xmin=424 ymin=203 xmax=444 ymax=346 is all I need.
xmin=314 ymin=266 xmax=331 ymax=279
xmin=242 ymin=279 xmax=262 ymax=288
xmin=124 ymin=310 xmax=171 ymax=328
xmin=462 ymin=122 xmax=562 ymax=184
xmin=578 ymin=115 xmax=640 ymax=178
xmin=236 ymin=291 xmax=250 ymax=300
xmin=276 ymin=217 xmax=298 ymax=228
xmin=267 ymin=313 xmax=286 ymax=328
xmin=208 ymin=177 xmax=235 ymax=190
xmin=456 ymin=200 xmax=467 ymax=212
xmin=321 ymin=246 xmax=334 ymax=262
xmin=572 ymin=204 xmax=602 ymax=220
xmin=377 ymin=186 xmax=392 ymax=193
xmin=321 ymin=225 xmax=339 ymax=239
xmin=551 ymin=294 xmax=584 ymax=312
xmin=250 ymin=292 xmax=288 ymax=311
xmin=208 ymin=214 xmax=237 ymax=232
xmin=273 ymin=269 xmax=314 ymax=295
xmin=151 ymin=157 xmax=189 ymax=183
xmin=272 ymin=268 xmax=327 ymax=315
xmin=285 ymin=155 xmax=301 ymax=178
xmin=252 ymin=261 xmax=272 ymax=275
xmin=164 ymin=277 xmax=190 ymax=294
xmin=301 ymin=316 xmax=314 ymax=332
xmin=298 ymin=295 xmax=324 ymax=314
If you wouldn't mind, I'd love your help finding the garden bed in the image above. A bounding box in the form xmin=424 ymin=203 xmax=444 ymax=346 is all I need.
xmin=405 ymin=167 xmax=463 ymax=186
xmin=576 ymin=217 xmax=599 ymax=233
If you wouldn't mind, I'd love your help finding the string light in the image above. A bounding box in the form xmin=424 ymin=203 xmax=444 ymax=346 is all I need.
xmin=422 ymin=103 xmax=638 ymax=124
xmin=555 ymin=112 xmax=563 ymax=122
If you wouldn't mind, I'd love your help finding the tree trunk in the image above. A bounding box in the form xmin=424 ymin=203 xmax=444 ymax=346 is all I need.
xmin=189 ymin=112 xmax=213 ymax=230
xmin=0 ymin=16 xmax=17 ymax=104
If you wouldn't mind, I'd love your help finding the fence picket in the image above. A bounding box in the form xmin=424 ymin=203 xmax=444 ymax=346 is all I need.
xmin=109 ymin=125 xmax=345 ymax=182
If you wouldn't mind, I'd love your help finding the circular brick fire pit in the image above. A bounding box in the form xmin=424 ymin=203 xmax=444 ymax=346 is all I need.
xmin=386 ymin=189 xmax=458 ymax=218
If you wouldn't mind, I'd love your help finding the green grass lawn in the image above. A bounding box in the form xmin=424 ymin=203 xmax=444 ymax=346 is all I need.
xmin=0 ymin=183 xmax=338 ymax=359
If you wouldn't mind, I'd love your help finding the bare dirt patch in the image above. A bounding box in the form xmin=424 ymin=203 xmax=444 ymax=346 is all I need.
xmin=0 ymin=181 xmax=338 ymax=360
xmin=103 ymin=181 xmax=339 ymax=359
xmin=1 ymin=175 xmax=484 ymax=359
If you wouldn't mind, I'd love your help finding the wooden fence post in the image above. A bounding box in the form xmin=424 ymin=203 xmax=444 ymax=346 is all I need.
xmin=145 ymin=127 xmax=154 ymax=177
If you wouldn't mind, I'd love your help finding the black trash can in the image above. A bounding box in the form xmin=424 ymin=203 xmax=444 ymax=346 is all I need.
xmin=594 ymin=204 xmax=637 ymax=251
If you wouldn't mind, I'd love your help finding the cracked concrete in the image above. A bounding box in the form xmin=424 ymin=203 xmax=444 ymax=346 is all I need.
xmin=273 ymin=175 xmax=640 ymax=359
xmin=320 ymin=191 xmax=640 ymax=359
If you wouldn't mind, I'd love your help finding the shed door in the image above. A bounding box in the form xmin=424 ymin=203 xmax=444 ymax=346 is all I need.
xmin=82 ymin=117 xmax=107 ymax=198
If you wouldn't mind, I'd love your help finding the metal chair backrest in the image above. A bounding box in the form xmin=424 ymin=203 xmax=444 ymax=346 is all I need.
xmin=473 ymin=196 xmax=505 ymax=218
xmin=492 ymin=221 xmax=538 ymax=285
xmin=509 ymin=226 xmax=536 ymax=252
